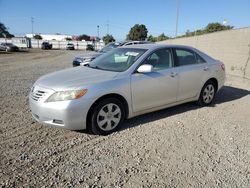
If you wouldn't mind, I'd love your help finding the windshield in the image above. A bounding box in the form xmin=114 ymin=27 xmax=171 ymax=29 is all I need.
xmin=89 ymin=48 xmax=147 ymax=72
xmin=98 ymin=42 xmax=120 ymax=53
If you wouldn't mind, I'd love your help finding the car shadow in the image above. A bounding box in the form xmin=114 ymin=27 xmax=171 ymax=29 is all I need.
xmin=76 ymin=86 xmax=250 ymax=135
xmin=17 ymin=49 xmax=30 ymax=53
xmin=120 ymin=86 xmax=250 ymax=131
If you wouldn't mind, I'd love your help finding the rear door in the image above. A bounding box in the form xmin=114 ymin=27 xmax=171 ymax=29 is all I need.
xmin=173 ymin=48 xmax=210 ymax=101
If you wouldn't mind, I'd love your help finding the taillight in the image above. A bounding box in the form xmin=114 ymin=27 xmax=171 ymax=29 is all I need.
xmin=220 ymin=63 xmax=225 ymax=71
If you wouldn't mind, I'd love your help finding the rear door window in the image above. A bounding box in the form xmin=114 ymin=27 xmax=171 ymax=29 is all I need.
xmin=174 ymin=48 xmax=206 ymax=66
xmin=174 ymin=49 xmax=198 ymax=66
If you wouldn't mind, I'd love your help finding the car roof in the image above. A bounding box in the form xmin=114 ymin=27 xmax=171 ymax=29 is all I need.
xmin=118 ymin=43 xmax=196 ymax=51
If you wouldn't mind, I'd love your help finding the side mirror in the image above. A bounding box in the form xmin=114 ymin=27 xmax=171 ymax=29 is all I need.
xmin=137 ymin=64 xmax=153 ymax=73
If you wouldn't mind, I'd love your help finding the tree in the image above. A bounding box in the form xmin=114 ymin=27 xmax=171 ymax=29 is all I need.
xmin=77 ymin=34 xmax=90 ymax=41
xmin=0 ymin=22 xmax=14 ymax=38
xmin=179 ymin=22 xmax=234 ymax=38
xmin=157 ymin=33 xmax=169 ymax=41
xmin=147 ymin=35 xmax=157 ymax=42
xmin=33 ymin=34 xmax=42 ymax=40
xmin=205 ymin=22 xmax=233 ymax=33
xmin=102 ymin=34 xmax=115 ymax=44
xmin=127 ymin=24 xmax=148 ymax=41
xmin=148 ymin=33 xmax=170 ymax=42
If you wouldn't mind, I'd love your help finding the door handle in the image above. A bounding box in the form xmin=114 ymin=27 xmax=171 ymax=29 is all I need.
xmin=170 ymin=72 xmax=177 ymax=77
xmin=203 ymin=67 xmax=209 ymax=71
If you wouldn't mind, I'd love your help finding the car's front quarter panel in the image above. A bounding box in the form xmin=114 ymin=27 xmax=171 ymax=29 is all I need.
xmin=85 ymin=76 xmax=132 ymax=117
xmin=29 ymin=75 xmax=132 ymax=130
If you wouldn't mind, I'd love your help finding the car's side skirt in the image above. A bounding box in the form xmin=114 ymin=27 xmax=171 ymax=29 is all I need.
xmin=128 ymin=96 xmax=198 ymax=119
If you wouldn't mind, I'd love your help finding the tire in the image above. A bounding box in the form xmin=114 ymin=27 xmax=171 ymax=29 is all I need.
xmin=198 ymin=81 xmax=216 ymax=106
xmin=90 ymin=98 xmax=125 ymax=135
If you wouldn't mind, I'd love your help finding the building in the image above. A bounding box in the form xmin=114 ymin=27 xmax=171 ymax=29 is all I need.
xmin=0 ymin=37 xmax=31 ymax=48
xmin=26 ymin=33 xmax=72 ymax=41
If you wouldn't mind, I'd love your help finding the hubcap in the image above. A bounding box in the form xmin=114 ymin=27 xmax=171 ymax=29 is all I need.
xmin=97 ymin=103 xmax=121 ymax=131
xmin=203 ymin=84 xmax=215 ymax=104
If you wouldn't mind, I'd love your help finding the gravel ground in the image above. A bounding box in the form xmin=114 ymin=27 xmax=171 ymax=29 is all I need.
xmin=0 ymin=49 xmax=250 ymax=187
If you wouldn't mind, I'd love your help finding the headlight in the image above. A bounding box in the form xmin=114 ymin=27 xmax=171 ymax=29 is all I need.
xmin=45 ymin=89 xmax=87 ymax=102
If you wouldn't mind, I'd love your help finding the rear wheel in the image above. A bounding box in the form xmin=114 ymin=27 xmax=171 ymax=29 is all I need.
xmin=90 ymin=98 xmax=125 ymax=135
xmin=198 ymin=81 xmax=216 ymax=106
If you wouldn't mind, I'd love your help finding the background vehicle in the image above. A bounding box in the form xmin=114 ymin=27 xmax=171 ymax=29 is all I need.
xmin=73 ymin=42 xmax=121 ymax=67
xmin=0 ymin=43 xmax=19 ymax=52
xmin=86 ymin=44 xmax=94 ymax=51
xmin=66 ymin=43 xmax=75 ymax=50
xmin=121 ymin=41 xmax=152 ymax=46
xmin=41 ymin=42 xmax=52 ymax=50
xmin=30 ymin=44 xmax=225 ymax=135
xmin=72 ymin=41 xmax=152 ymax=67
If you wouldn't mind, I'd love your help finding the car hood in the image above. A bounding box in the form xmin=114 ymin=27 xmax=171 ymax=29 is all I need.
xmin=76 ymin=52 xmax=103 ymax=60
xmin=36 ymin=66 xmax=119 ymax=91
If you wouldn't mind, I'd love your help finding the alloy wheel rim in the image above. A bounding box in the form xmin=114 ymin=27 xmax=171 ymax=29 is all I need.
xmin=203 ymin=84 xmax=215 ymax=104
xmin=97 ymin=103 xmax=121 ymax=131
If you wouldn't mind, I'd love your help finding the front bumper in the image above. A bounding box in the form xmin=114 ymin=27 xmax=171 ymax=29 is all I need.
xmin=29 ymin=92 xmax=94 ymax=130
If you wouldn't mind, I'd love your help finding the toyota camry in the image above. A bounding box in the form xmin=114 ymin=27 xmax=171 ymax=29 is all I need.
xmin=29 ymin=44 xmax=225 ymax=135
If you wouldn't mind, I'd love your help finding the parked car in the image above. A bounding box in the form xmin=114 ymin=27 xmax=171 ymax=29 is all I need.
xmin=86 ymin=44 xmax=94 ymax=51
xmin=66 ymin=43 xmax=75 ymax=50
xmin=0 ymin=43 xmax=19 ymax=52
xmin=72 ymin=42 xmax=121 ymax=67
xmin=41 ymin=42 xmax=52 ymax=50
xmin=121 ymin=40 xmax=152 ymax=46
xmin=30 ymin=44 xmax=225 ymax=135
xmin=72 ymin=41 xmax=153 ymax=67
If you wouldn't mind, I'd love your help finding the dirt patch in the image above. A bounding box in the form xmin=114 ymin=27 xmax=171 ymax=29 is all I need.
xmin=0 ymin=50 xmax=249 ymax=187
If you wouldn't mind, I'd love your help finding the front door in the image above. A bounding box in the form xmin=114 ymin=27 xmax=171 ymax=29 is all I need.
xmin=131 ymin=48 xmax=179 ymax=112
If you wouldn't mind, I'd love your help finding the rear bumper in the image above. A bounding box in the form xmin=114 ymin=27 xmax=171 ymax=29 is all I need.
xmin=217 ymin=74 xmax=226 ymax=91
xmin=29 ymin=94 xmax=94 ymax=130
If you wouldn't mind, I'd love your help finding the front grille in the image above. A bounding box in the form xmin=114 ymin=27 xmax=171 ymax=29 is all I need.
xmin=31 ymin=89 xmax=48 ymax=101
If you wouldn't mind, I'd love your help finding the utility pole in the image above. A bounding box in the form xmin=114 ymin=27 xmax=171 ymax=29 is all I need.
xmin=31 ymin=17 xmax=34 ymax=36
xmin=97 ymin=25 xmax=100 ymax=38
xmin=106 ymin=21 xmax=109 ymax=35
xmin=175 ymin=0 xmax=180 ymax=37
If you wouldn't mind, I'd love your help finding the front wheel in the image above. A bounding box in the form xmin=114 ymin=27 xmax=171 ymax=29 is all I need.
xmin=90 ymin=98 xmax=125 ymax=135
xmin=198 ymin=81 xmax=216 ymax=106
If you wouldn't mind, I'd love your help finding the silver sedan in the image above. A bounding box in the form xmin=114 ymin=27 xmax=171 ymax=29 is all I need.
xmin=29 ymin=44 xmax=225 ymax=135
